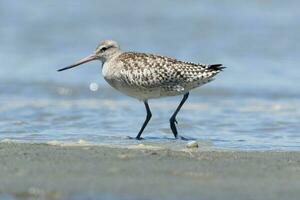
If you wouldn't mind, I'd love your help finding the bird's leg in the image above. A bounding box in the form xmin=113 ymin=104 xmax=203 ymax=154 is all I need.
xmin=169 ymin=92 xmax=189 ymax=139
xmin=136 ymin=101 xmax=152 ymax=140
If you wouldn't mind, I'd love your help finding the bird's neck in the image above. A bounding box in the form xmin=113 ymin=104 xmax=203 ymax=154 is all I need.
xmin=101 ymin=50 xmax=123 ymax=64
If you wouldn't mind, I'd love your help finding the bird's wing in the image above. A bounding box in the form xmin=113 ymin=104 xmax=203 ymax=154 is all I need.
xmin=117 ymin=52 xmax=224 ymax=89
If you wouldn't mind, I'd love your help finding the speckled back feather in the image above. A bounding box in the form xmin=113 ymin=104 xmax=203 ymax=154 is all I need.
xmin=117 ymin=52 xmax=223 ymax=94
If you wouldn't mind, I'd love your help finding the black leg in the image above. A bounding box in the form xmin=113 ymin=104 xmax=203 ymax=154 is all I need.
xmin=136 ymin=101 xmax=152 ymax=140
xmin=169 ymin=92 xmax=189 ymax=139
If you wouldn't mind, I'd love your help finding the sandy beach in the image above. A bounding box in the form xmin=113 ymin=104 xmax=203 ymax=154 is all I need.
xmin=0 ymin=142 xmax=299 ymax=200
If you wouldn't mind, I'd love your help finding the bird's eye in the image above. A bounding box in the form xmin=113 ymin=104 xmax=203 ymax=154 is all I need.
xmin=100 ymin=47 xmax=108 ymax=52
xmin=100 ymin=45 xmax=113 ymax=53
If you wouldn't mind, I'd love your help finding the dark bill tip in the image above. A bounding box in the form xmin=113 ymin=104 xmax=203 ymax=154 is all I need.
xmin=57 ymin=53 xmax=97 ymax=72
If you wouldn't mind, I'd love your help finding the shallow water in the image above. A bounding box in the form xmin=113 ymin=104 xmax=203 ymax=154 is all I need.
xmin=0 ymin=0 xmax=299 ymax=151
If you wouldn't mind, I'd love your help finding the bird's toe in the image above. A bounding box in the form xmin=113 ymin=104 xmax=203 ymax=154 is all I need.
xmin=178 ymin=135 xmax=189 ymax=141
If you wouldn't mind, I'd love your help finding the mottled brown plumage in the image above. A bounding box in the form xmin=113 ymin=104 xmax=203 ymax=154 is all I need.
xmin=112 ymin=52 xmax=224 ymax=98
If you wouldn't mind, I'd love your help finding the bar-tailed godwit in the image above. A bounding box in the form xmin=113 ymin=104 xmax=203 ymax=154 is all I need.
xmin=58 ymin=40 xmax=225 ymax=140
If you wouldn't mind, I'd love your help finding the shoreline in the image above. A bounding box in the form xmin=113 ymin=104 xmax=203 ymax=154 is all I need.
xmin=0 ymin=142 xmax=300 ymax=200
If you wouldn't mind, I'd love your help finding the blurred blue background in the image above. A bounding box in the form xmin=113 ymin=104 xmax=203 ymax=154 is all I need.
xmin=0 ymin=0 xmax=299 ymax=150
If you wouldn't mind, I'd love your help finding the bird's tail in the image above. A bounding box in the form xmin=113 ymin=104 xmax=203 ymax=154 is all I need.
xmin=207 ymin=64 xmax=226 ymax=71
xmin=202 ymin=64 xmax=225 ymax=83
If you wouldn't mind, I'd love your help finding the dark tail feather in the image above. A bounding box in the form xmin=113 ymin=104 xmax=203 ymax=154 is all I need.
xmin=208 ymin=64 xmax=226 ymax=71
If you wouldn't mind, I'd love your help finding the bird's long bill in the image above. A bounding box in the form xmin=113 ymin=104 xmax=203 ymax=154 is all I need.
xmin=57 ymin=54 xmax=97 ymax=72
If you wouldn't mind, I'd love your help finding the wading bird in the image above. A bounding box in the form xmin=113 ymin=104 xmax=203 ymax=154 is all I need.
xmin=58 ymin=40 xmax=224 ymax=140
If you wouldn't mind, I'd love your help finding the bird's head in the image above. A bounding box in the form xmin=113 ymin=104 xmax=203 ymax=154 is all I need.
xmin=57 ymin=40 xmax=120 ymax=72
xmin=95 ymin=40 xmax=120 ymax=62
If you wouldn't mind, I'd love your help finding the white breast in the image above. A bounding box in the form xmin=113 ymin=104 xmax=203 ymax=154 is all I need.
xmin=102 ymin=62 xmax=160 ymax=100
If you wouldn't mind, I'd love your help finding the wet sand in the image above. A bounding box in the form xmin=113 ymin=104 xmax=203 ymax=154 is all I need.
xmin=0 ymin=142 xmax=300 ymax=200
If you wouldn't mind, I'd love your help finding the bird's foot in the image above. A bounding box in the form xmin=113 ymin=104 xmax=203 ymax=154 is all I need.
xmin=176 ymin=135 xmax=189 ymax=141
xmin=135 ymin=137 xmax=144 ymax=140
xmin=126 ymin=136 xmax=144 ymax=140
